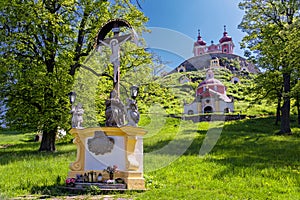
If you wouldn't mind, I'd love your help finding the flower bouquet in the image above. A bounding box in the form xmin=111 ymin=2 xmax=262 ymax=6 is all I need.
xmin=104 ymin=165 xmax=118 ymax=181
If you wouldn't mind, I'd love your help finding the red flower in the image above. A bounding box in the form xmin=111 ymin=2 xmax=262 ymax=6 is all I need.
xmin=66 ymin=178 xmax=76 ymax=186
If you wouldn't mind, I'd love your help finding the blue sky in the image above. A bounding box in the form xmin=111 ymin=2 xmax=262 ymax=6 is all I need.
xmin=141 ymin=0 xmax=246 ymax=70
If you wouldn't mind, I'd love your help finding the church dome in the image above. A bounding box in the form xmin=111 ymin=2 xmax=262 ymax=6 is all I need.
xmin=198 ymin=78 xmax=222 ymax=87
xmin=219 ymin=26 xmax=232 ymax=43
xmin=195 ymin=36 xmax=206 ymax=46
xmin=197 ymin=69 xmax=226 ymax=95
xmin=195 ymin=39 xmax=206 ymax=46
xmin=194 ymin=29 xmax=207 ymax=46
xmin=219 ymin=31 xmax=232 ymax=43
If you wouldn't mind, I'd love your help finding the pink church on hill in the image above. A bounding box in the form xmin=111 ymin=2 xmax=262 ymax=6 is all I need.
xmin=181 ymin=26 xmax=242 ymax=115
xmin=193 ymin=26 xmax=235 ymax=56
xmin=170 ymin=26 xmax=259 ymax=115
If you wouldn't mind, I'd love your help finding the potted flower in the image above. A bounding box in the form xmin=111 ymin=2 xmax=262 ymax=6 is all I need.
xmin=104 ymin=165 xmax=118 ymax=180
xmin=66 ymin=178 xmax=76 ymax=187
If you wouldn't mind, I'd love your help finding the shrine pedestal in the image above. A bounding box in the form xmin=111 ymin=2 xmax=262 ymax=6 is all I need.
xmin=68 ymin=127 xmax=146 ymax=190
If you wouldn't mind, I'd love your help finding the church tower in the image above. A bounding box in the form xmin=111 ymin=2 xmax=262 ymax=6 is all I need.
xmin=219 ymin=25 xmax=234 ymax=54
xmin=193 ymin=29 xmax=207 ymax=56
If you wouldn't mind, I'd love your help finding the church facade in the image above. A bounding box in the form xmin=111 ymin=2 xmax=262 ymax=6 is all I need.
xmin=184 ymin=69 xmax=234 ymax=115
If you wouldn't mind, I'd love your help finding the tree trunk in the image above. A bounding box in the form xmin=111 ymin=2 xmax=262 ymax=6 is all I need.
xmin=39 ymin=129 xmax=57 ymax=152
xmin=279 ymin=73 xmax=292 ymax=135
xmin=297 ymin=93 xmax=300 ymax=126
xmin=275 ymin=93 xmax=281 ymax=125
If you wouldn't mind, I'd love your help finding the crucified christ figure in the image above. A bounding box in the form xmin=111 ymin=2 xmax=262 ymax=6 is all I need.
xmin=99 ymin=35 xmax=131 ymax=97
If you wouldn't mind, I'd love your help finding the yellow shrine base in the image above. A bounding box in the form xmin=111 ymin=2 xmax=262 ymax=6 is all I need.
xmin=68 ymin=127 xmax=146 ymax=190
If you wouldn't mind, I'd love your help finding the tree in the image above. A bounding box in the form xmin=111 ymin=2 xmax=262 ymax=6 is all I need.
xmin=0 ymin=0 xmax=149 ymax=151
xmin=291 ymin=77 xmax=300 ymax=125
xmin=246 ymin=70 xmax=283 ymax=124
xmin=239 ymin=0 xmax=300 ymax=134
xmin=284 ymin=18 xmax=300 ymax=125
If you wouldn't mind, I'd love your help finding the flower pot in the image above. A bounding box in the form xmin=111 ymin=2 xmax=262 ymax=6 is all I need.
xmin=109 ymin=173 xmax=114 ymax=180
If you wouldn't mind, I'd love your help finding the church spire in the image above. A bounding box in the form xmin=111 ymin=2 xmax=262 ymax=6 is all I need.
xmin=197 ymin=29 xmax=201 ymax=40
xmin=196 ymin=29 xmax=206 ymax=45
xmin=223 ymin=25 xmax=228 ymax=36
xmin=219 ymin=25 xmax=234 ymax=54
xmin=193 ymin=29 xmax=206 ymax=56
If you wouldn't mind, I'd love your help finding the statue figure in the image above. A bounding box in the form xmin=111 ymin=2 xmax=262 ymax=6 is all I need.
xmin=99 ymin=36 xmax=131 ymax=96
xmin=105 ymin=90 xmax=126 ymax=127
xmin=109 ymin=39 xmax=121 ymax=84
xmin=71 ymin=103 xmax=84 ymax=129
xmin=76 ymin=103 xmax=84 ymax=129
xmin=125 ymin=98 xmax=140 ymax=127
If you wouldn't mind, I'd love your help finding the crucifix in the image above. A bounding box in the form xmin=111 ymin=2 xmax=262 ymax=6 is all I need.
xmin=96 ymin=19 xmax=138 ymax=127
xmin=98 ymin=23 xmax=132 ymax=98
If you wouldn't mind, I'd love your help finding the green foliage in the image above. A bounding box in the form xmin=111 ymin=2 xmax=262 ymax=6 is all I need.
xmin=86 ymin=185 xmax=102 ymax=195
xmin=95 ymin=76 xmax=113 ymax=125
xmin=220 ymin=57 xmax=241 ymax=71
xmin=140 ymin=70 xmax=205 ymax=115
xmin=79 ymin=38 xmax=194 ymax=126
xmin=137 ymin=82 xmax=182 ymax=115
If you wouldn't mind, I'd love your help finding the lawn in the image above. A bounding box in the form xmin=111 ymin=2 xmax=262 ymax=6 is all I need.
xmin=0 ymin=116 xmax=299 ymax=199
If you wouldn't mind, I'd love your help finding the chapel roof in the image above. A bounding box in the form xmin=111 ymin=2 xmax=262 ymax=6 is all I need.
xmin=198 ymin=78 xmax=223 ymax=87
xmin=199 ymin=89 xmax=232 ymax=102
xmin=198 ymin=69 xmax=224 ymax=87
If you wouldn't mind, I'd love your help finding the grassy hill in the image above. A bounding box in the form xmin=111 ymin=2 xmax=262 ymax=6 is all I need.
xmin=0 ymin=115 xmax=299 ymax=199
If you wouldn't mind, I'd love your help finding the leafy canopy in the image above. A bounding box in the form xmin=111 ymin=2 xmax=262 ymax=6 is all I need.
xmin=0 ymin=0 xmax=149 ymax=139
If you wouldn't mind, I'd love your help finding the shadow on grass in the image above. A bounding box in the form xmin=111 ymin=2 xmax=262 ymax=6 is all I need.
xmin=209 ymin=136 xmax=300 ymax=182
xmin=30 ymin=184 xmax=136 ymax=198
xmin=0 ymin=129 xmax=29 ymax=136
xmin=144 ymin=139 xmax=173 ymax=153
xmin=144 ymin=116 xmax=300 ymax=169
xmin=198 ymin=117 xmax=300 ymax=181
xmin=214 ymin=118 xmax=298 ymax=161
xmin=0 ymin=142 xmax=75 ymax=166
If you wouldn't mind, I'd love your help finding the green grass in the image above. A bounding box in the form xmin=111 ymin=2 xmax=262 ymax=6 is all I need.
xmin=136 ymin=116 xmax=300 ymax=200
xmin=0 ymin=131 xmax=76 ymax=198
xmin=0 ymin=116 xmax=299 ymax=199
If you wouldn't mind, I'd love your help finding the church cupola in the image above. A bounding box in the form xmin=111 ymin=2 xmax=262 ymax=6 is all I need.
xmin=206 ymin=69 xmax=214 ymax=79
xmin=193 ymin=29 xmax=207 ymax=56
xmin=219 ymin=25 xmax=234 ymax=54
